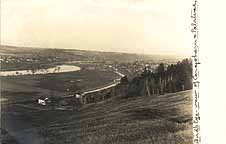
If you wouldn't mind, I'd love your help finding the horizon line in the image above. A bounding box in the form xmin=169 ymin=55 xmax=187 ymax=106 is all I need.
xmin=0 ymin=44 xmax=191 ymax=58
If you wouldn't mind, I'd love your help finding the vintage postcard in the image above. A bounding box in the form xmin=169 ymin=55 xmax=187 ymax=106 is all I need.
xmin=0 ymin=0 xmax=199 ymax=144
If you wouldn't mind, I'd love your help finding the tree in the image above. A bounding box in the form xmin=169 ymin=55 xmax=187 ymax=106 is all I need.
xmin=120 ymin=76 xmax=128 ymax=84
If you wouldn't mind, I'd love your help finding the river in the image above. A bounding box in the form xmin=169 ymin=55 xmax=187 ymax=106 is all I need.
xmin=0 ymin=65 xmax=81 ymax=76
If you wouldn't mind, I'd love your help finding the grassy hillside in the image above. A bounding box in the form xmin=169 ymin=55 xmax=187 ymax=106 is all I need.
xmin=28 ymin=90 xmax=192 ymax=144
xmin=0 ymin=128 xmax=18 ymax=144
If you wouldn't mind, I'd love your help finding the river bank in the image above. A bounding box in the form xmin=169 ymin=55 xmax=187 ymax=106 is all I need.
xmin=1 ymin=65 xmax=81 ymax=76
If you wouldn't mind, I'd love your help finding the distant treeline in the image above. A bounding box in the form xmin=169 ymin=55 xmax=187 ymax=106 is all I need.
xmin=117 ymin=58 xmax=192 ymax=97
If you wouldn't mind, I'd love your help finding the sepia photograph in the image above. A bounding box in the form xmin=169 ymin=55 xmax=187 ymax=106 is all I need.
xmin=1 ymin=0 xmax=194 ymax=144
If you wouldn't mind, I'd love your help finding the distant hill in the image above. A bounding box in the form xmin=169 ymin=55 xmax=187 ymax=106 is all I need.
xmin=0 ymin=45 xmax=186 ymax=63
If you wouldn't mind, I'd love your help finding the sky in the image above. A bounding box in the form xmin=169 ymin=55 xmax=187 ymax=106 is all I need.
xmin=1 ymin=0 xmax=192 ymax=56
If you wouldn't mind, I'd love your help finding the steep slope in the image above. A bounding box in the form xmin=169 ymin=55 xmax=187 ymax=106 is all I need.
xmin=32 ymin=90 xmax=192 ymax=144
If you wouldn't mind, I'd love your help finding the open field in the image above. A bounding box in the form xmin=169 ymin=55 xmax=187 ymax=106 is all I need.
xmin=13 ymin=90 xmax=193 ymax=144
xmin=1 ymin=69 xmax=120 ymax=103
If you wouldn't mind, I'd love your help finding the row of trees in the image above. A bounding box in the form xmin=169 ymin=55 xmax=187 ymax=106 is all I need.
xmin=66 ymin=58 xmax=192 ymax=107
xmin=119 ymin=58 xmax=192 ymax=97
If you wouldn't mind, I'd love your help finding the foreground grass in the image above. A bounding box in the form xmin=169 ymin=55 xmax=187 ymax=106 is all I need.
xmin=0 ymin=128 xmax=18 ymax=144
xmin=29 ymin=90 xmax=193 ymax=144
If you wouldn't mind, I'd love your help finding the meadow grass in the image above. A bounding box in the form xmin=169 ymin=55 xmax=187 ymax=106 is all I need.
xmin=34 ymin=90 xmax=192 ymax=144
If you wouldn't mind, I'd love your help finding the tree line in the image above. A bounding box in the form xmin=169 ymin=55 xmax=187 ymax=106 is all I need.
xmin=118 ymin=58 xmax=192 ymax=97
xmin=66 ymin=58 xmax=192 ymax=107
